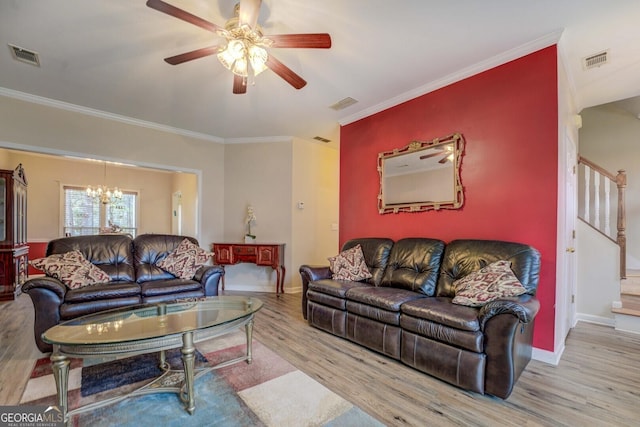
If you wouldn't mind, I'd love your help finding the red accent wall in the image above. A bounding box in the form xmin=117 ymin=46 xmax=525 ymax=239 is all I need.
xmin=27 ymin=241 xmax=48 ymax=275
xmin=339 ymin=46 xmax=558 ymax=351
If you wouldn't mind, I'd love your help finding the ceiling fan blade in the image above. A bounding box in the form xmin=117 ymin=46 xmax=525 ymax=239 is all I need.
xmin=438 ymin=156 xmax=450 ymax=164
xmin=164 ymin=45 xmax=222 ymax=65
xmin=233 ymin=75 xmax=247 ymax=94
xmin=268 ymin=34 xmax=332 ymax=49
xmin=146 ymin=0 xmax=222 ymax=33
xmin=265 ymin=55 xmax=307 ymax=89
xmin=419 ymin=151 xmax=443 ymax=160
xmin=238 ymin=0 xmax=262 ymax=29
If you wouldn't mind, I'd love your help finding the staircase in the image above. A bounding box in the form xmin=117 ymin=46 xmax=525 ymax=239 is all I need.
xmin=613 ymin=271 xmax=640 ymax=333
xmin=578 ymin=156 xmax=640 ymax=333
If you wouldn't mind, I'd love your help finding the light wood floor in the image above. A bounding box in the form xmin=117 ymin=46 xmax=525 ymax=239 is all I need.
xmin=2 ymin=291 xmax=640 ymax=426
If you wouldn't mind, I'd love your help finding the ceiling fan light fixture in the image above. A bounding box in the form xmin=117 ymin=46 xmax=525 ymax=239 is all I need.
xmin=217 ymin=38 xmax=267 ymax=78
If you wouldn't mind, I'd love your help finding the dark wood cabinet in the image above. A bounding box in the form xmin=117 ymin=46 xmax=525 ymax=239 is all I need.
xmin=0 ymin=164 xmax=28 ymax=301
xmin=212 ymin=243 xmax=285 ymax=295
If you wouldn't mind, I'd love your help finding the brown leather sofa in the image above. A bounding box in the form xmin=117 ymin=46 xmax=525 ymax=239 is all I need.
xmin=23 ymin=234 xmax=224 ymax=353
xmin=299 ymin=237 xmax=541 ymax=399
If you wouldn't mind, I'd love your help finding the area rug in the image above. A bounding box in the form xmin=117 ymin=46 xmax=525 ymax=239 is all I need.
xmin=20 ymin=330 xmax=383 ymax=427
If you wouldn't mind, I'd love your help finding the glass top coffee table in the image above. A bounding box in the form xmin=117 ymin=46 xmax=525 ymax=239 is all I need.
xmin=43 ymin=296 xmax=263 ymax=423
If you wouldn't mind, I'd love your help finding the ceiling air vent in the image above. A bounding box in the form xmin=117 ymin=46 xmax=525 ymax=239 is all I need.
xmin=313 ymin=136 xmax=331 ymax=143
xmin=8 ymin=44 xmax=40 ymax=66
xmin=329 ymin=97 xmax=358 ymax=111
xmin=583 ymin=50 xmax=608 ymax=70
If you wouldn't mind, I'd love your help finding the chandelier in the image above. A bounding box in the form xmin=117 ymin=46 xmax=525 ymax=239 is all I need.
xmin=216 ymin=6 xmax=271 ymax=80
xmin=86 ymin=162 xmax=123 ymax=205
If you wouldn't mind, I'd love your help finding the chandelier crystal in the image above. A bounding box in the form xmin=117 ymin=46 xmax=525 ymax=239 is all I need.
xmin=86 ymin=162 xmax=123 ymax=205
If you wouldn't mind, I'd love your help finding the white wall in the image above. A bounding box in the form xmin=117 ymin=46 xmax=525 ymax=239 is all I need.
xmin=0 ymin=95 xmax=225 ymax=246
xmin=580 ymin=104 xmax=640 ymax=268
xmin=221 ymin=138 xmax=340 ymax=293
xmin=222 ymin=140 xmax=293 ymax=292
xmin=577 ymin=220 xmax=620 ymax=325
xmin=0 ymin=94 xmax=341 ymax=295
xmin=291 ymin=138 xmax=340 ymax=287
xmin=171 ymin=172 xmax=198 ymax=238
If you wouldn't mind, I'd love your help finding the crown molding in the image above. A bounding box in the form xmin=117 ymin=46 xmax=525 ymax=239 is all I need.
xmin=0 ymin=87 xmax=225 ymax=144
xmin=223 ymin=136 xmax=293 ymax=144
xmin=339 ymin=29 xmax=564 ymax=126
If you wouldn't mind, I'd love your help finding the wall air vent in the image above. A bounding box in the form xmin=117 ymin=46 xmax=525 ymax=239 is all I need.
xmin=583 ymin=50 xmax=608 ymax=70
xmin=313 ymin=136 xmax=331 ymax=143
xmin=8 ymin=44 xmax=40 ymax=66
xmin=329 ymin=97 xmax=358 ymax=111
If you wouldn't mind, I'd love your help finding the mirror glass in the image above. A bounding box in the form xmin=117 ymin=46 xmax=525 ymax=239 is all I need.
xmin=378 ymin=133 xmax=464 ymax=213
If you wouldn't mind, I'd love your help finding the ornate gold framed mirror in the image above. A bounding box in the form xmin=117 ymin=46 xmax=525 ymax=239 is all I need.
xmin=377 ymin=133 xmax=465 ymax=213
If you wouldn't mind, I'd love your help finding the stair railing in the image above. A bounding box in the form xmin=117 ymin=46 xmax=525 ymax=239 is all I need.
xmin=578 ymin=156 xmax=626 ymax=279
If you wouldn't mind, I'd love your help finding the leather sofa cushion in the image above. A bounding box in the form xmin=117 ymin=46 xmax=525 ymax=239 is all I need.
xmin=134 ymin=234 xmax=199 ymax=283
xmin=401 ymin=297 xmax=480 ymax=332
xmin=64 ymin=281 xmax=141 ymax=303
xmin=381 ymin=238 xmax=445 ymax=295
xmin=346 ymin=286 xmax=425 ymax=312
xmin=400 ymin=314 xmax=484 ymax=353
xmin=143 ymin=290 xmax=205 ymax=304
xmin=308 ymin=279 xmax=372 ymax=299
xmin=47 ymin=234 xmax=135 ymax=282
xmin=341 ymin=238 xmax=393 ymax=286
xmin=346 ymin=301 xmax=401 ymax=325
xmin=308 ymin=290 xmax=348 ymax=311
xmin=60 ymin=296 xmax=142 ymax=320
xmin=140 ymin=279 xmax=203 ymax=297
xmin=436 ymin=239 xmax=541 ymax=298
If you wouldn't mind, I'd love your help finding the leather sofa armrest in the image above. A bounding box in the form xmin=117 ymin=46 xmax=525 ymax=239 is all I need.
xmin=299 ymin=265 xmax=332 ymax=320
xmin=22 ymin=277 xmax=68 ymax=353
xmin=22 ymin=276 xmax=67 ymax=300
xmin=478 ymin=294 xmax=540 ymax=330
xmin=195 ymin=265 xmax=225 ymax=296
xmin=479 ymin=294 xmax=541 ymax=399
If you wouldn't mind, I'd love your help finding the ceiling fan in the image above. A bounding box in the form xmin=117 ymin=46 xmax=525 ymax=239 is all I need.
xmin=146 ymin=0 xmax=332 ymax=94
xmin=419 ymin=147 xmax=453 ymax=164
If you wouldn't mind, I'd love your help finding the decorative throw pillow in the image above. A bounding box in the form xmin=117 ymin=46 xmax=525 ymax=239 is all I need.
xmin=157 ymin=238 xmax=212 ymax=279
xmin=328 ymin=244 xmax=372 ymax=281
xmin=452 ymin=260 xmax=527 ymax=307
xmin=30 ymin=250 xmax=111 ymax=289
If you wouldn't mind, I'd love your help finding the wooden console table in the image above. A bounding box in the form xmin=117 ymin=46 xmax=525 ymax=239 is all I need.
xmin=212 ymin=243 xmax=285 ymax=295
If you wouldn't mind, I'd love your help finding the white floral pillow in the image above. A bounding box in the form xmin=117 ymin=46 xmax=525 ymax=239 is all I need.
xmin=328 ymin=244 xmax=372 ymax=281
xmin=157 ymin=238 xmax=212 ymax=279
xmin=452 ymin=260 xmax=526 ymax=307
xmin=30 ymin=250 xmax=111 ymax=289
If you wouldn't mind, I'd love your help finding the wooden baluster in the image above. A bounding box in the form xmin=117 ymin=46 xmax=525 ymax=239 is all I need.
xmin=584 ymin=165 xmax=591 ymax=223
xmin=594 ymin=171 xmax=600 ymax=230
xmin=617 ymin=170 xmax=627 ymax=279
xmin=604 ymin=178 xmax=611 ymax=237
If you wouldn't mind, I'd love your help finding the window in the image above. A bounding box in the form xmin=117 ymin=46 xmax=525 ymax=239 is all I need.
xmin=63 ymin=186 xmax=138 ymax=237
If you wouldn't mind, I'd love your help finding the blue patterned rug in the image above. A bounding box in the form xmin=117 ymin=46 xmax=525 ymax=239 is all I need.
xmin=21 ymin=331 xmax=383 ymax=426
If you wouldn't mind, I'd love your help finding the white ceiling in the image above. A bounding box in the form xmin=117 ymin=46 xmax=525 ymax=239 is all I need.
xmin=1 ymin=0 xmax=640 ymax=147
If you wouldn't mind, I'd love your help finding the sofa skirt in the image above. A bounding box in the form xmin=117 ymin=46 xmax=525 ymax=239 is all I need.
xmin=346 ymin=313 xmax=402 ymax=359
xmin=401 ymin=330 xmax=486 ymax=394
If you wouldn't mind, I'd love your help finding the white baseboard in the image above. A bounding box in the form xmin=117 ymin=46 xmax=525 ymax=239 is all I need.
xmin=532 ymin=344 xmax=564 ymax=365
xmin=222 ymin=282 xmax=302 ymax=294
xmin=614 ymin=313 xmax=640 ymax=335
xmin=576 ymin=313 xmax=616 ymax=327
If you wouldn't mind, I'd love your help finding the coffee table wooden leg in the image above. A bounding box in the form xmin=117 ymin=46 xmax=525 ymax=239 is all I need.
xmin=50 ymin=349 xmax=70 ymax=420
xmin=181 ymin=331 xmax=196 ymax=415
